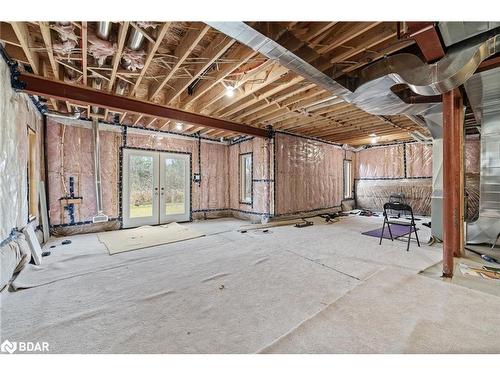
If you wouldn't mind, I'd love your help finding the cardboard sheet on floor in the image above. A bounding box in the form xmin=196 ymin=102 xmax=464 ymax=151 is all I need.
xmin=98 ymin=222 xmax=204 ymax=254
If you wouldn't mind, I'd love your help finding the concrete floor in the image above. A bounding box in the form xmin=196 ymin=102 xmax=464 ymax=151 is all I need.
xmin=1 ymin=216 xmax=499 ymax=353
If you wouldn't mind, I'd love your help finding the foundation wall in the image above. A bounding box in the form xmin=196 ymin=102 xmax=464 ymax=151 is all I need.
xmin=0 ymin=57 xmax=43 ymax=240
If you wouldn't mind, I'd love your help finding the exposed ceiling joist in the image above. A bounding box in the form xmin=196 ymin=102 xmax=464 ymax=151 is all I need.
xmin=10 ymin=22 xmax=40 ymax=74
xmin=149 ymin=23 xmax=210 ymax=100
xmin=107 ymin=22 xmax=130 ymax=92
xmin=130 ymin=22 xmax=172 ymax=96
xmin=162 ymin=32 xmax=236 ymax=105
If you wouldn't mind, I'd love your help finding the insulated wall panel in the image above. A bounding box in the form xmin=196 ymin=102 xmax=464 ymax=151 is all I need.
xmin=406 ymin=143 xmax=433 ymax=177
xmin=0 ymin=57 xmax=43 ymax=240
xmin=46 ymin=120 xmax=120 ymax=225
xmin=228 ymin=137 xmax=272 ymax=217
xmin=275 ymin=133 xmax=344 ymax=215
xmin=356 ymin=145 xmax=405 ymax=178
xmin=355 ymin=179 xmax=432 ymax=215
xmin=47 ymin=124 xmax=229 ymax=226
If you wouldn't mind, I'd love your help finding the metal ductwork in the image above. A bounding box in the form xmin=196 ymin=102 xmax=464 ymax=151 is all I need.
xmin=96 ymin=21 xmax=112 ymax=40
xmin=91 ymin=117 xmax=108 ymax=223
xmin=465 ymin=66 xmax=500 ymax=245
xmin=121 ymin=28 xmax=146 ymax=72
xmin=420 ymin=105 xmax=444 ymax=240
xmin=91 ymin=22 xmax=113 ymax=114
xmin=207 ymin=22 xmax=500 ymax=118
xmin=438 ymin=22 xmax=500 ymax=47
xmin=126 ymin=28 xmax=144 ymax=51
xmin=43 ymin=108 xmax=81 ymax=120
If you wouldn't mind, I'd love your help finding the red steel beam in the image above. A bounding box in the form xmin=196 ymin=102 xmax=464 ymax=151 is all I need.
xmin=17 ymin=73 xmax=268 ymax=138
xmin=407 ymin=22 xmax=445 ymax=63
xmin=442 ymin=88 xmax=465 ymax=277
xmin=476 ymin=54 xmax=500 ymax=73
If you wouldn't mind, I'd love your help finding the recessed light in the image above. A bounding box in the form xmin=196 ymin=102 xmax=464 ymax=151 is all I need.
xmin=175 ymin=122 xmax=183 ymax=131
xmin=370 ymin=137 xmax=378 ymax=144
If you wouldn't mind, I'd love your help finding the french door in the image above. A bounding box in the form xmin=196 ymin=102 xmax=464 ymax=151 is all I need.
xmin=122 ymin=149 xmax=190 ymax=228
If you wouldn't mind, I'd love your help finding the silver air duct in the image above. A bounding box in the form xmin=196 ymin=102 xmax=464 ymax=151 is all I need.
xmin=91 ymin=22 xmax=112 ymax=114
xmin=465 ymin=66 xmax=500 ymax=245
xmin=207 ymin=22 xmax=500 ymax=118
xmin=126 ymin=28 xmax=144 ymax=51
xmin=91 ymin=117 xmax=108 ymax=223
xmin=121 ymin=28 xmax=145 ymax=71
xmin=43 ymin=108 xmax=81 ymax=120
xmin=438 ymin=22 xmax=500 ymax=47
xmin=96 ymin=21 xmax=112 ymax=40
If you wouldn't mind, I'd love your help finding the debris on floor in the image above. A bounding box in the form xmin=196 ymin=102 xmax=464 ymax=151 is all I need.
xmin=238 ymin=218 xmax=305 ymax=232
xmin=294 ymin=220 xmax=314 ymax=228
xmin=459 ymin=263 xmax=500 ymax=280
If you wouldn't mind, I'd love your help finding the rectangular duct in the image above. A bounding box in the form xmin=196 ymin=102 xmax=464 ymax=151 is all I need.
xmin=92 ymin=117 xmax=108 ymax=223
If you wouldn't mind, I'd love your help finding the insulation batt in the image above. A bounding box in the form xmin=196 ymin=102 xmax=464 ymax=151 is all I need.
xmin=275 ymin=133 xmax=343 ymax=215
xmin=354 ymin=140 xmax=480 ymax=219
xmin=122 ymin=49 xmax=146 ymax=71
xmin=88 ymin=34 xmax=117 ymax=66
xmin=228 ymin=137 xmax=272 ymax=216
xmin=0 ymin=57 xmax=43 ymax=240
xmin=47 ymin=125 xmax=230 ymax=227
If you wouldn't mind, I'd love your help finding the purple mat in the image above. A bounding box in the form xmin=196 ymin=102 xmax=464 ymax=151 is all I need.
xmin=362 ymin=224 xmax=418 ymax=239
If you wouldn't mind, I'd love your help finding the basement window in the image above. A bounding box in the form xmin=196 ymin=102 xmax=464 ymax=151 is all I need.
xmin=239 ymin=153 xmax=253 ymax=204
xmin=343 ymin=159 xmax=353 ymax=199
xmin=27 ymin=127 xmax=38 ymax=220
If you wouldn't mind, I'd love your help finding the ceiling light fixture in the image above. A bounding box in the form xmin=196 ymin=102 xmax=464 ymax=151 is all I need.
xmin=225 ymin=85 xmax=235 ymax=98
xmin=175 ymin=122 xmax=183 ymax=131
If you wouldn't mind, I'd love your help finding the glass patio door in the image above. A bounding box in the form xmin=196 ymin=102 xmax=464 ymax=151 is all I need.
xmin=159 ymin=153 xmax=190 ymax=223
xmin=122 ymin=149 xmax=190 ymax=228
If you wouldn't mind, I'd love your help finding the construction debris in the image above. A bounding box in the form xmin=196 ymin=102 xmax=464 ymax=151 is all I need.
xmin=459 ymin=263 xmax=500 ymax=280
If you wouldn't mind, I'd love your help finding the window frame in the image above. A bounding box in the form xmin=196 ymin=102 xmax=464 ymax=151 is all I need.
xmin=239 ymin=152 xmax=253 ymax=205
xmin=343 ymin=159 xmax=353 ymax=200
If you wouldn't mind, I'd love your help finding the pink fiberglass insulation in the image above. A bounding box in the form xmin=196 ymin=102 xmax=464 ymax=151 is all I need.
xmin=228 ymin=137 xmax=272 ymax=216
xmin=46 ymin=119 xmax=120 ymax=225
xmin=406 ymin=143 xmax=432 ymax=177
xmin=356 ymin=145 xmax=405 ymax=178
xmin=0 ymin=53 xmax=43 ymax=239
xmin=275 ymin=133 xmax=343 ymax=215
xmin=48 ymin=126 xmax=230 ymax=226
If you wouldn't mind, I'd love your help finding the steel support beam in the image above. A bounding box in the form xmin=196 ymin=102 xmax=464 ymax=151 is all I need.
xmin=407 ymin=22 xmax=445 ymax=63
xmin=442 ymin=88 xmax=465 ymax=277
xmin=15 ymin=73 xmax=268 ymax=138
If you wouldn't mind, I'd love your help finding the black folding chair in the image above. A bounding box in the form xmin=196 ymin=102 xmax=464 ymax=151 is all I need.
xmin=379 ymin=202 xmax=420 ymax=251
